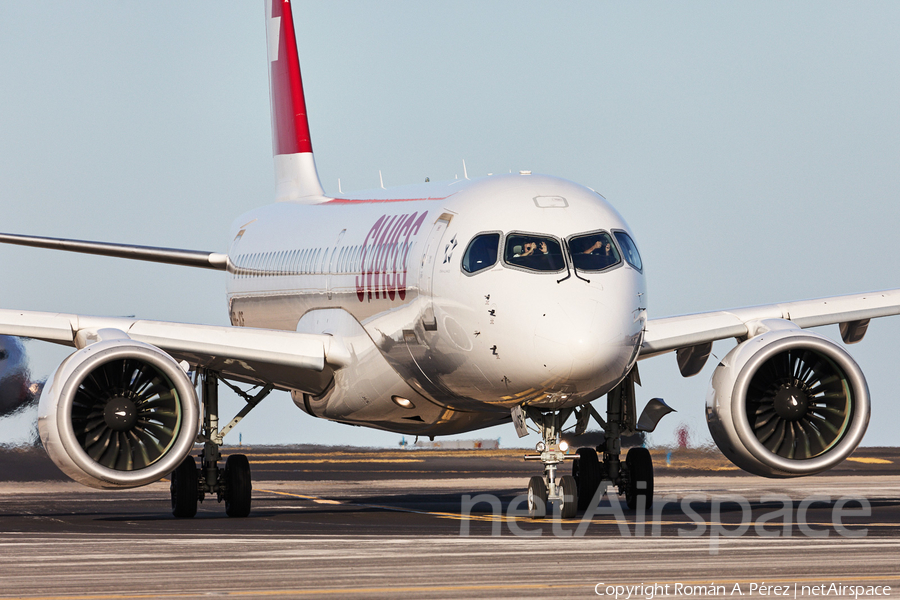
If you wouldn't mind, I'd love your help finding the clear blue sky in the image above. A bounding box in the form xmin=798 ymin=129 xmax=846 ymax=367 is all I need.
xmin=1 ymin=1 xmax=898 ymax=448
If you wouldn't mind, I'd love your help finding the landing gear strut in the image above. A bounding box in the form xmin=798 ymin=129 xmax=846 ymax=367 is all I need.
xmin=169 ymin=369 xmax=272 ymax=518
xmin=521 ymin=409 xmax=579 ymax=519
xmin=515 ymin=368 xmax=671 ymax=518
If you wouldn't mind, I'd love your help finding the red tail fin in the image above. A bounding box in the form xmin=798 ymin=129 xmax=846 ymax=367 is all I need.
xmin=266 ymin=0 xmax=325 ymax=202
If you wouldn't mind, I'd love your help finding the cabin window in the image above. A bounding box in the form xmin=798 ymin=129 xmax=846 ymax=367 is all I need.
xmin=462 ymin=233 xmax=500 ymax=274
xmin=504 ymin=233 xmax=565 ymax=272
xmin=569 ymin=231 xmax=622 ymax=272
xmin=613 ymin=230 xmax=643 ymax=271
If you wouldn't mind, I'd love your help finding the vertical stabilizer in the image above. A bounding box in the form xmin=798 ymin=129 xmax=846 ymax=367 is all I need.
xmin=266 ymin=0 xmax=326 ymax=202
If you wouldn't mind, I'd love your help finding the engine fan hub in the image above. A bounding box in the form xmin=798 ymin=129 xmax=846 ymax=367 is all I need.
xmin=103 ymin=396 xmax=138 ymax=431
xmin=772 ymin=384 xmax=809 ymax=421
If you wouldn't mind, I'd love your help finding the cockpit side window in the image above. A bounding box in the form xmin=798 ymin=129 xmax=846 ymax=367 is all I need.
xmin=462 ymin=233 xmax=500 ymax=274
xmin=569 ymin=231 xmax=621 ymax=271
xmin=613 ymin=230 xmax=643 ymax=271
xmin=504 ymin=233 xmax=566 ymax=272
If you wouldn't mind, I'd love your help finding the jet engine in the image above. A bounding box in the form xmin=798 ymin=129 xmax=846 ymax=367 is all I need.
xmin=706 ymin=326 xmax=869 ymax=478
xmin=38 ymin=338 xmax=199 ymax=489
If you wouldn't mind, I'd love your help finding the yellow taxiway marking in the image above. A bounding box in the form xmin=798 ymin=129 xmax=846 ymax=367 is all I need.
xmin=257 ymin=488 xmax=340 ymax=504
xmin=847 ymin=457 xmax=893 ymax=464
xmin=255 ymin=488 xmax=898 ymax=528
xmin=225 ymin=450 xmax=523 ymax=458
xmin=251 ymin=459 xmax=424 ymax=464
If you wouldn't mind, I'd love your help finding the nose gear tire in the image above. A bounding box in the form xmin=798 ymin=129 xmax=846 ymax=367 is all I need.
xmin=558 ymin=475 xmax=578 ymax=518
xmin=527 ymin=475 xmax=548 ymax=519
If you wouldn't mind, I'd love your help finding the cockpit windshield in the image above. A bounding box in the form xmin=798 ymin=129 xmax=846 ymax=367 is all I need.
xmin=613 ymin=230 xmax=642 ymax=271
xmin=504 ymin=234 xmax=566 ymax=272
xmin=569 ymin=231 xmax=621 ymax=271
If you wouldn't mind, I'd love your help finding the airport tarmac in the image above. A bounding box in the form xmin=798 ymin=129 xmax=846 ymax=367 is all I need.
xmin=0 ymin=446 xmax=898 ymax=599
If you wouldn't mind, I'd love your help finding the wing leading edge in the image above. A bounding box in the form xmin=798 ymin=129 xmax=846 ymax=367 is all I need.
xmin=0 ymin=308 xmax=349 ymax=392
xmin=0 ymin=232 xmax=229 ymax=271
xmin=641 ymin=288 xmax=900 ymax=359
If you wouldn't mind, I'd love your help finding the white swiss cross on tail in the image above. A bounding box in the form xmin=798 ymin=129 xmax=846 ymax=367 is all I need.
xmin=265 ymin=0 xmax=325 ymax=202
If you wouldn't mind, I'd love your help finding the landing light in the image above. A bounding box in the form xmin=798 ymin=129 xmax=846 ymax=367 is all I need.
xmin=559 ymin=441 xmax=569 ymax=452
xmin=536 ymin=441 xmax=546 ymax=452
xmin=391 ymin=395 xmax=415 ymax=409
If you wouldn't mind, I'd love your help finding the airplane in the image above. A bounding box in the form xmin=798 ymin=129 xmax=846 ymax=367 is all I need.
xmin=0 ymin=335 xmax=40 ymax=420
xmin=2 ymin=0 xmax=899 ymax=519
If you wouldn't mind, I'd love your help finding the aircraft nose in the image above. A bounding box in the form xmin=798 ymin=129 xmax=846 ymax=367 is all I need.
xmin=532 ymin=298 xmax=631 ymax=384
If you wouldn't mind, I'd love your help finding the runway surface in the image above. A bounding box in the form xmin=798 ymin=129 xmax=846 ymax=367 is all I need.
xmin=1 ymin=446 xmax=899 ymax=599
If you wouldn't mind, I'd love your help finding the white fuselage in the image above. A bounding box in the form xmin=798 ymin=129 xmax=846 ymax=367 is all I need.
xmin=225 ymin=173 xmax=647 ymax=436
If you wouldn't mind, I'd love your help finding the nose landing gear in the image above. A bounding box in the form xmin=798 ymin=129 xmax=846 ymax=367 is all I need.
xmin=522 ymin=410 xmax=579 ymax=518
xmin=515 ymin=368 xmax=672 ymax=518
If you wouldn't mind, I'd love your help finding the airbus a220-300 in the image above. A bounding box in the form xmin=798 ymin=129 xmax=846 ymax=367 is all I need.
xmin=2 ymin=1 xmax=898 ymax=519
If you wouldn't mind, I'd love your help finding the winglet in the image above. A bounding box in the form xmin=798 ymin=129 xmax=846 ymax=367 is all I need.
xmin=266 ymin=0 xmax=326 ymax=202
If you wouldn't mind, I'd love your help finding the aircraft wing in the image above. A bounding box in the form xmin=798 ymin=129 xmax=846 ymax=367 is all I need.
xmin=0 ymin=309 xmax=348 ymax=392
xmin=0 ymin=232 xmax=229 ymax=271
xmin=641 ymin=288 xmax=900 ymax=364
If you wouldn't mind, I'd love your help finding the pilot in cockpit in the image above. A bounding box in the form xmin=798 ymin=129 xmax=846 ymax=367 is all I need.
xmin=512 ymin=240 xmax=551 ymax=269
xmin=583 ymin=238 xmax=613 ymax=257
xmin=514 ymin=240 xmax=548 ymax=258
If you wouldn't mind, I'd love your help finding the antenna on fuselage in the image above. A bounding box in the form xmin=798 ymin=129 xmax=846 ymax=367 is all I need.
xmin=379 ymin=170 xmax=385 ymax=189
xmin=463 ymin=160 xmax=469 ymax=180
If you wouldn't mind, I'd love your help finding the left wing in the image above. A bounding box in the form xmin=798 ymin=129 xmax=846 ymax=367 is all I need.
xmin=0 ymin=232 xmax=230 ymax=271
xmin=0 ymin=308 xmax=349 ymax=392
xmin=641 ymin=288 xmax=900 ymax=373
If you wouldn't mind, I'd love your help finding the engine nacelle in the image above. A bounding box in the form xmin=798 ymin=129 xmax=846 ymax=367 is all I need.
xmin=38 ymin=338 xmax=199 ymax=489
xmin=706 ymin=327 xmax=869 ymax=478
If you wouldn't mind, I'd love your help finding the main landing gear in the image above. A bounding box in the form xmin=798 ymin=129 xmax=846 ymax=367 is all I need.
xmin=515 ymin=368 xmax=674 ymax=519
xmin=170 ymin=369 xmax=272 ymax=518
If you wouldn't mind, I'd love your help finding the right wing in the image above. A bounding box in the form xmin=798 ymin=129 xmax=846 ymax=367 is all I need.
xmin=640 ymin=288 xmax=900 ymax=373
xmin=0 ymin=308 xmax=349 ymax=392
